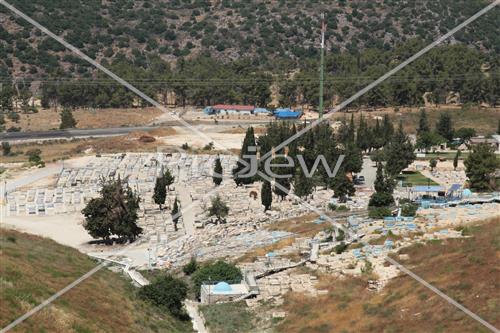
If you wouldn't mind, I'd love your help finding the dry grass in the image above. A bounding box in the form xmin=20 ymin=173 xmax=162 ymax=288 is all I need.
xmin=0 ymin=229 xmax=192 ymax=333
xmin=220 ymin=126 xmax=267 ymax=134
xmin=266 ymin=213 xmax=322 ymax=236
xmin=236 ymin=214 xmax=323 ymax=263
xmin=330 ymin=106 xmax=500 ymax=135
xmin=2 ymin=128 xmax=176 ymax=164
xmin=277 ymin=218 xmax=500 ymax=333
xmin=6 ymin=107 xmax=162 ymax=131
xmin=236 ymin=237 xmax=297 ymax=263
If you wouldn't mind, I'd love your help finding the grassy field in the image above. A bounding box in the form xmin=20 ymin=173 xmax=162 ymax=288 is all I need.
xmin=5 ymin=107 xmax=162 ymax=132
xmin=398 ymin=171 xmax=438 ymax=186
xmin=277 ymin=218 xmax=500 ymax=333
xmin=199 ymin=302 xmax=255 ymax=333
xmin=0 ymin=229 xmax=192 ymax=333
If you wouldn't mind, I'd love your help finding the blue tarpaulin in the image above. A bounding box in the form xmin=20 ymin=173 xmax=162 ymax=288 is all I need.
xmin=273 ymin=109 xmax=302 ymax=119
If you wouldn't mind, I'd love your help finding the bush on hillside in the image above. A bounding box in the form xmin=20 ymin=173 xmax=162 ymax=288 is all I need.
xmin=191 ymin=261 xmax=242 ymax=298
xmin=138 ymin=274 xmax=188 ymax=319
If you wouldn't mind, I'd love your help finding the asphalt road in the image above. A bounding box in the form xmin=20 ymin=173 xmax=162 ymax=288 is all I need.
xmin=0 ymin=126 xmax=161 ymax=142
xmin=0 ymin=119 xmax=275 ymax=142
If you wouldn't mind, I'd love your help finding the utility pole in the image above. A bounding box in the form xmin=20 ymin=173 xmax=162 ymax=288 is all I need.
xmin=319 ymin=14 xmax=326 ymax=119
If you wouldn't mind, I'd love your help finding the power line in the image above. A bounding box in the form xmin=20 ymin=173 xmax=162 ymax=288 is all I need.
xmin=0 ymin=73 xmax=497 ymax=86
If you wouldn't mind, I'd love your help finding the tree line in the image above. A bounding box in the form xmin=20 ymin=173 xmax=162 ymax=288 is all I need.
xmin=1 ymin=41 xmax=498 ymax=114
xmin=233 ymin=114 xmax=416 ymax=211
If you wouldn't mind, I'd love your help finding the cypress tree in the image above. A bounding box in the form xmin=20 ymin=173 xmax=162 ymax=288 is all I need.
xmin=436 ymin=112 xmax=454 ymax=141
xmin=337 ymin=117 xmax=350 ymax=143
xmin=153 ymin=168 xmax=175 ymax=210
xmin=171 ymin=197 xmax=180 ymax=231
xmin=293 ymin=167 xmax=313 ymax=198
xmin=357 ymin=113 xmax=371 ymax=152
xmin=347 ymin=113 xmax=356 ymax=143
xmin=343 ymin=141 xmax=363 ymax=175
xmin=213 ymin=156 xmax=223 ymax=186
xmin=233 ymin=127 xmax=256 ymax=185
xmin=381 ymin=114 xmax=394 ymax=146
xmin=271 ymin=156 xmax=292 ymax=200
xmin=163 ymin=168 xmax=175 ymax=190
xmin=153 ymin=175 xmax=167 ymax=210
xmin=369 ymin=163 xmax=395 ymax=208
xmin=60 ymin=107 xmax=77 ymax=129
xmin=372 ymin=118 xmax=384 ymax=150
xmin=261 ymin=180 xmax=272 ymax=211
xmin=453 ymin=149 xmax=460 ymax=171
xmin=385 ymin=121 xmax=416 ymax=176
xmin=417 ymin=109 xmax=430 ymax=135
xmin=329 ymin=167 xmax=354 ymax=203
xmin=374 ymin=163 xmax=394 ymax=194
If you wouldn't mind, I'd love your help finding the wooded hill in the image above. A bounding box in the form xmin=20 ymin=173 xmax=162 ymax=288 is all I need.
xmin=0 ymin=0 xmax=499 ymax=110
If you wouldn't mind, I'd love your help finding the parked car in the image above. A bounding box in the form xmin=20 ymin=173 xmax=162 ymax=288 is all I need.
xmin=354 ymin=175 xmax=365 ymax=185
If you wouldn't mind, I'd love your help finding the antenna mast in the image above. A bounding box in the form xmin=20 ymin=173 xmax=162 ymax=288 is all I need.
xmin=319 ymin=14 xmax=326 ymax=119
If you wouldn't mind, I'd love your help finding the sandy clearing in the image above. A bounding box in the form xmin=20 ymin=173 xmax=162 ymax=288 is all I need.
xmin=2 ymin=213 xmax=92 ymax=249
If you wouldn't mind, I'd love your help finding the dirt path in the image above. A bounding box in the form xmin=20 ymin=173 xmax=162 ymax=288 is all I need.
xmin=185 ymin=300 xmax=209 ymax=333
xmin=177 ymin=167 xmax=196 ymax=235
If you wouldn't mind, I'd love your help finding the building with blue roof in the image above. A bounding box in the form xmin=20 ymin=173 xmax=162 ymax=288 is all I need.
xmin=213 ymin=282 xmax=232 ymax=293
xmin=200 ymin=273 xmax=259 ymax=304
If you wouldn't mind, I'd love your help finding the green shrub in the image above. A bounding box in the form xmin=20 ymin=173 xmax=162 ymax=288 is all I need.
xmin=336 ymin=205 xmax=350 ymax=212
xmin=368 ymin=207 xmax=392 ymax=219
xmin=334 ymin=242 xmax=348 ymax=254
xmin=138 ymin=274 xmax=188 ymax=319
xmin=183 ymin=257 xmax=198 ymax=275
xmin=191 ymin=261 xmax=242 ymax=298
xmin=401 ymin=202 xmax=418 ymax=216
xmin=335 ymin=229 xmax=345 ymax=242
xmin=368 ymin=192 xmax=394 ymax=207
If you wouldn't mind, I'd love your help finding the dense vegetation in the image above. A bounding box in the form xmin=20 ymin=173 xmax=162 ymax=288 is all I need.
xmin=138 ymin=274 xmax=189 ymax=319
xmin=1 ymin=0 xmax=498 ymax=74
xmin=82 ymin=177 xmax=143 ymax=243
xmin=235 ymin=113 xmax=417 ymax=209
xmin=0 ymin=0 xmax=499 ymax=113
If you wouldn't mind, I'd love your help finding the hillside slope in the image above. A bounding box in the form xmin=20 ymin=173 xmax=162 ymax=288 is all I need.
xmin=278 ymin=218 xmax=500 ymax=333
xmin=0 ymin=0 xmax=498 ymax=78
xmin=0 ymin=229 xmax=193 ymax=333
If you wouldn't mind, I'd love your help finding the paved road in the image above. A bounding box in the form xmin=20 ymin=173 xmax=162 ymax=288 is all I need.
xmin=0 ymin=119 xmax=274 ymax=142
xmin=0 ymin=126 xmax=162 ymax=142
xmin=358 ymin=157 xmax=377 ymax=189
xmin=4 ymin=163 xmax=62 ymax=193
